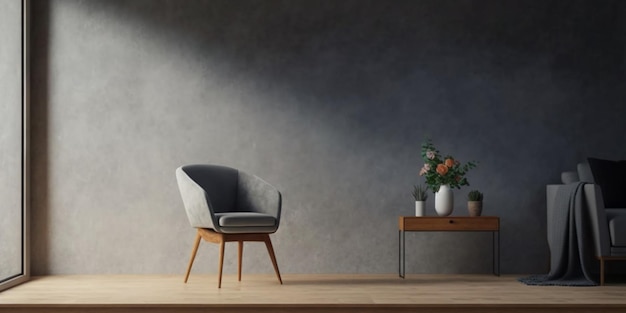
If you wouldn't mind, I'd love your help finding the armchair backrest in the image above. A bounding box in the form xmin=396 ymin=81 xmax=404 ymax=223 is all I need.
xmin=176 ymin=164 xmax=237 ymax=229
xmin=176 ymin=164 xmax=282 ymax=231
xmin=180 ymin=164 xmax=238 ymax=213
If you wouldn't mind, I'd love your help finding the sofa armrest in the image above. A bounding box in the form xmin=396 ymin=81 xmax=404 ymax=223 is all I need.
xmin=546 ymin=184 xmax=563 ymax=258
xmin=547 ymin=184 xmax=611 ymax=257
xmin=583 ymin=184 xmax=611 ymax=257
xmin=546 ymin=185 xmax=560 ymax=228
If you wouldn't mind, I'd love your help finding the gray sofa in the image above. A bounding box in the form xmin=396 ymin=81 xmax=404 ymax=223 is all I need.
xmin=547 ymin=160 xmax=626 ymax=285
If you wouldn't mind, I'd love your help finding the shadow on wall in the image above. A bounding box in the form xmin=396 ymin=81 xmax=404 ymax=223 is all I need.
xmin=58 ymin=0 xmax=626 ymax=165
xmin=30 ymin=0 xmax=51 ymax=274
xmin=53 ymin=0 xmax=626 ymax=174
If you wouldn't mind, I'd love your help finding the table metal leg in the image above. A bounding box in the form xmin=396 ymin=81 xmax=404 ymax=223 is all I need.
xmin=492 ymin=230 xmax=500 ymax=276
xmin=402 ymin=230 xmax=405 ymax=278
xmin=399 ymin=230 xmax=405 ymax=278
xmin=492 ymin=231 xmax=496 ymax=276
xmin=497 ymin=230 xmax=500 ymax=276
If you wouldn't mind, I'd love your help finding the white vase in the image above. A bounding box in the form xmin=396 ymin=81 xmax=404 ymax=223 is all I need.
xmin=435 ymin=184 xmax=454 ymax=216
xmin=415 ymin=201 xmax=425 ymax=216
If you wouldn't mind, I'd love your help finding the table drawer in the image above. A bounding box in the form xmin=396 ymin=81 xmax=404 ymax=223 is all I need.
xmin=400 ymin=216 xmax=499 ymax=231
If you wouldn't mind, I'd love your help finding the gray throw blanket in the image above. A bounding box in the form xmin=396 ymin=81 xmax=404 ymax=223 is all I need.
xmin=518 ymin=182 xmax=599 ymax=286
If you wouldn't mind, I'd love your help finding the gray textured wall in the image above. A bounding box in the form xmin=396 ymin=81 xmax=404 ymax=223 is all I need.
xmin=31 ymin=0 xmax=626 ymax=275
xmin=0 ymin=0 xmax=24 ymax=280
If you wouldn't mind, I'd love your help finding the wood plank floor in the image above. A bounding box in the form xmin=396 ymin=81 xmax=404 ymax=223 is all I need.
xmin=1 ymin=274 xmax=625 ymax=313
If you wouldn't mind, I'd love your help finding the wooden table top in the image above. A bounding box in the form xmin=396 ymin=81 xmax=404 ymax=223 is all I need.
xmin=399 ymin=216 xmax=499 ymax=231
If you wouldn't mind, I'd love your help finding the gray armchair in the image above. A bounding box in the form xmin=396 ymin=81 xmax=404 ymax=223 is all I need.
xmin=547 ymin=160 xmax=626 ymax=285
xmin=176 ymin=164 xmax=283 ymax=288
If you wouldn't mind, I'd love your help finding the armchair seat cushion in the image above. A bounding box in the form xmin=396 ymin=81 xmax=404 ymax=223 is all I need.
xmin=609 ymin=215 xmax=626 ymax=247
xmin=216 ymin=212 xmax=276 ymax=227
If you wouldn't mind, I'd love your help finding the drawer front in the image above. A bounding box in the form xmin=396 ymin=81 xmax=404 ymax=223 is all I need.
xmin=401 ymin=217 xmax=499 ymax=231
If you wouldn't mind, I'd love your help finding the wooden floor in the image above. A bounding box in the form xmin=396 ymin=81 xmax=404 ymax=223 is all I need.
xmin=1 ymin=274 xmax=626 ymax=313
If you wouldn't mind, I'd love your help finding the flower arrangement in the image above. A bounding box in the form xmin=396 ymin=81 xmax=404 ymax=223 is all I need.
xmin=419 ymin=140 xmax=476 ymax=192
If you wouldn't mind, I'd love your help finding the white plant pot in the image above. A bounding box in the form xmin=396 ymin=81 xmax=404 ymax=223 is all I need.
xmin=435 ymin=184 xmax=454 ymax=217
xmin=415 ymin=201 xmax=425 ymax=216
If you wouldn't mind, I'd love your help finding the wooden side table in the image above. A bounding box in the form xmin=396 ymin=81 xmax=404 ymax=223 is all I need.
xmin=398 ymin=216 xmax=500 ymax=278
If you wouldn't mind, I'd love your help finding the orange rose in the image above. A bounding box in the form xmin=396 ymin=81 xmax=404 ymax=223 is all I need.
xmin=444 ymin=158 xmax=455 ymax=168
xmin=436 ymin=164 xmax=448 ymax=175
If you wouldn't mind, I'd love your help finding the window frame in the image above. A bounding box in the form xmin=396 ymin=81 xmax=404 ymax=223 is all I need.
xmin=0 ymin=0 xmax=30 ymax=292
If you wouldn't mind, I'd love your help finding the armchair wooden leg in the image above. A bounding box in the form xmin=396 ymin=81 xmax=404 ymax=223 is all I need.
xmin=238 ymin=241 xmax=243 ymax=281
xmin=218 ymin=240 xmax=225 ymax=288
xmin=184 ymin=232 xmax=202 ymax=283
xmin=264 ymin=236 xmax=283 ymax=285
xmin=190 ymin=228 xmax=283 ymax=287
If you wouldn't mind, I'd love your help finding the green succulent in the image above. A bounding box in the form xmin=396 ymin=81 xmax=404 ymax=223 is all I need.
xmin=412 ymin=184 xmax=429 ymax=201
xmin=467 ymin=190 xmax=483 ymax=201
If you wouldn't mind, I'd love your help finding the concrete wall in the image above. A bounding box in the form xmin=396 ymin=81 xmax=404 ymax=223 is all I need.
xmin=31 ymin=0 xmax=626 ymax=275
xmin=0 ymin=0 xmax=24 ymax=280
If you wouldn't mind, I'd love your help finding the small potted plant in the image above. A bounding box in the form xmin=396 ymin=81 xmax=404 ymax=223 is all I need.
xmin=412 ymin=184 xmax=428 ymax=216
xmin=467 ymin=190 xmax=483 ymax=217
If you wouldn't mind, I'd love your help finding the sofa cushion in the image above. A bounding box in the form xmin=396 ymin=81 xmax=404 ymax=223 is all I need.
xmin=587 ymin=158 xmax=626 ymax=208
xmin=577 ymin=162 xmax=594 ymax=183
xmin=561 ymin=171 xmax=579 ymax=184
xmin=609 ymin=216 xmax=626 ymax=247
xmin=611 ymin=247 xmax=626 ymax=256
xmin=216 ymin=212 xmax=276 ymax=227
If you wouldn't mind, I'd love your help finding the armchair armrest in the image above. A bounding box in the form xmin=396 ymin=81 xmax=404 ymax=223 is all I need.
xmin=176 ymin=166 xmax=218 ymax=229
xmin=237 ymin=172 xmax=282 ymax=227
